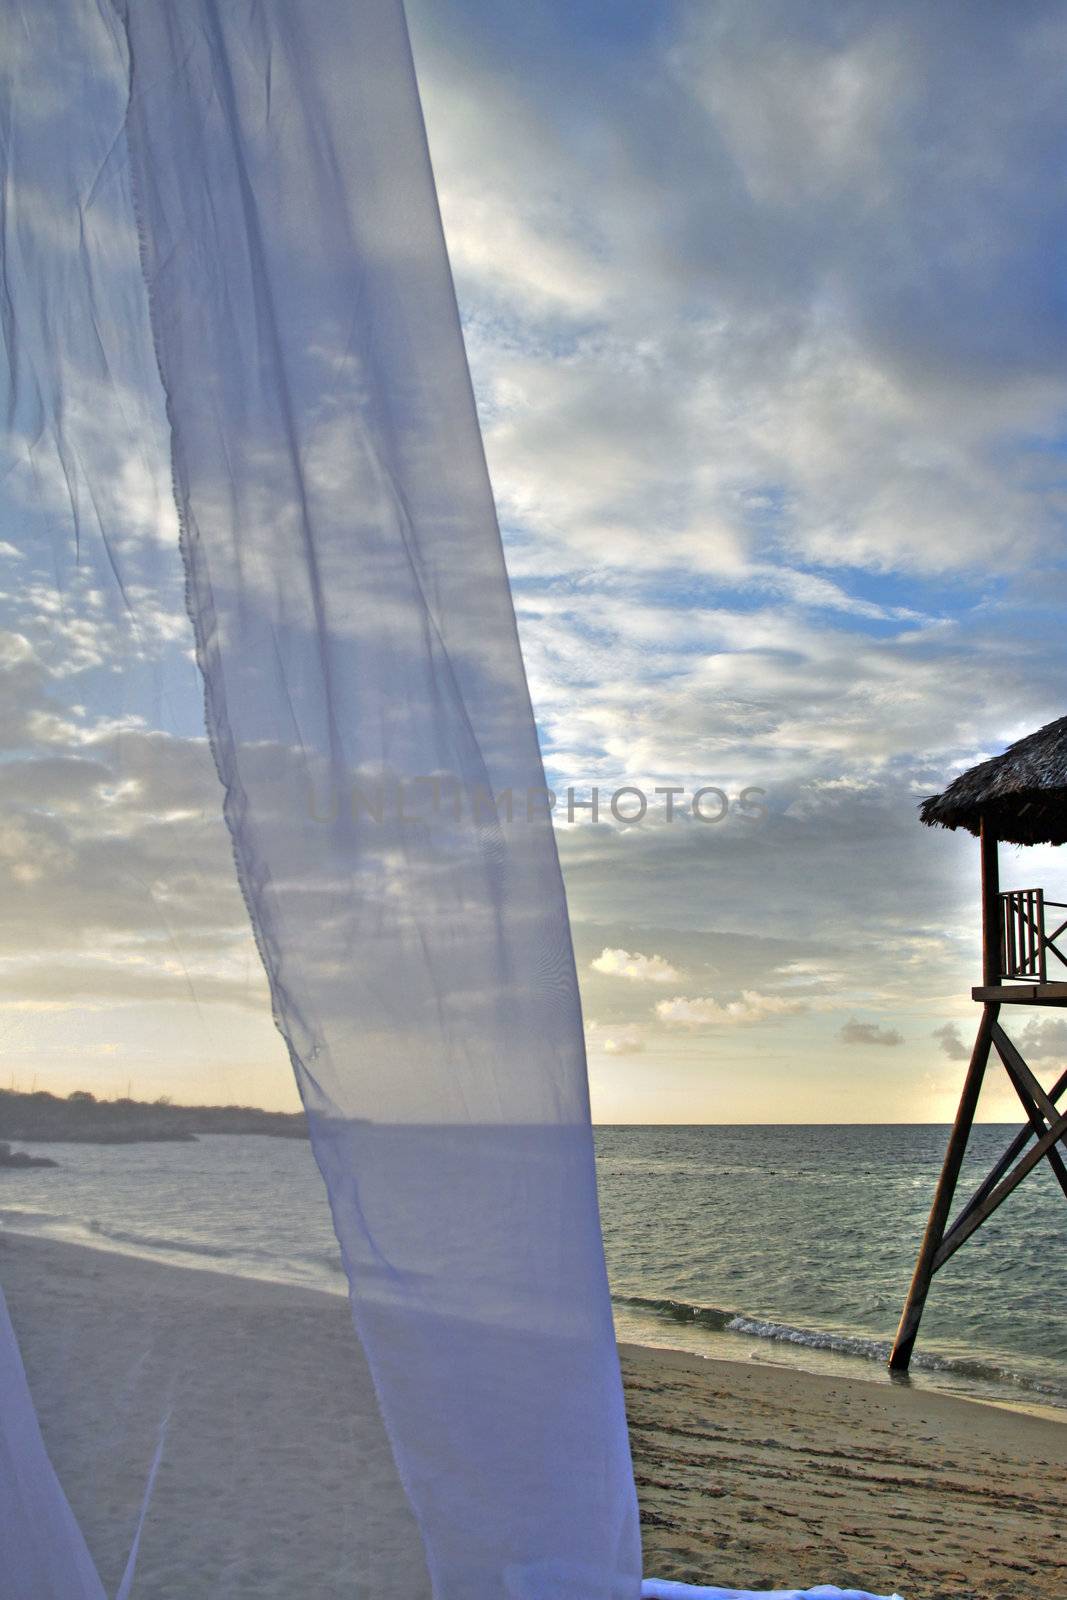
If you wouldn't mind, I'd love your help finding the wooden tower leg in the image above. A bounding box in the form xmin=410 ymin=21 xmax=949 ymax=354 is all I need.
xmin=889 ymin=1003 xmax=998 ymax=1372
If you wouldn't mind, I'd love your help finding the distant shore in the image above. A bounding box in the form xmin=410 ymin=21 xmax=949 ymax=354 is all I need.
xmin=0 ymin=1087 xmax=308 ymax=1144
xmin=2 ymin=1233 xmax=1063 ymax=1599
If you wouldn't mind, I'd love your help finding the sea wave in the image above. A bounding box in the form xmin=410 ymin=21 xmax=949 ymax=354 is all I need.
xmin=87 ymin=1219 xmax=239 ymax=1261
xmin=0 ymin=1206 xmax=68 ymax=1229
xmin=613 ymin=1292 xmax=1066 ymax=1404
xmin=2 ymin=1207 xmax=351 ymax=1288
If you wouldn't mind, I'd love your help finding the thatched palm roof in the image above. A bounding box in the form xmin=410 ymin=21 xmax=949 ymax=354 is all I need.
xmin=920 ymin=715 xmax=1067 ymax=846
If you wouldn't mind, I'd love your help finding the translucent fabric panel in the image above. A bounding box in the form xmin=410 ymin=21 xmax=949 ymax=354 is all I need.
xmin=0 ymin=1289 xmax=106 ymax=1600
xmin=117 ymin=0 xmax=641 ymax=1595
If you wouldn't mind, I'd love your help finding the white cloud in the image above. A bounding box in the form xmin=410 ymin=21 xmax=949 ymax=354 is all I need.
xmin=585 ymin=1020 xmax=645 ymax=1057
xmin=590 ymin=947 xmax=679 ymax=984
xmin=776 ymin=961 xmax=844 ymax=988
xmin=656 ymin=990 xmax=809 ymax=1027
xmin=412 ymin=0 xmax=1067 ymax=598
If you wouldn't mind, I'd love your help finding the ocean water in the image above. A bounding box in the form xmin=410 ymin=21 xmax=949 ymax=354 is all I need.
xmin=1 ymin=1125 xmax=1063 ymax=1416
xmin=597 ymin=1124 xmax=1065 ymax=1415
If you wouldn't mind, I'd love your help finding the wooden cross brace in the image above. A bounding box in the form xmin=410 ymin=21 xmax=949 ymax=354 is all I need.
xmin=889 ymin=1002 xmax=1067 ymax=1372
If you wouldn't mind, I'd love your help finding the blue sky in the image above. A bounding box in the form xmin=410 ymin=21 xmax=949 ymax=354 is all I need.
xmin=2 ymin=0 xmax=1067 ymax=1119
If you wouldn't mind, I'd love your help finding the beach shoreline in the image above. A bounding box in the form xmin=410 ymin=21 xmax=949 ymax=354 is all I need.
xmin=5 ymin=1126 xmax=1062 ymax=1424
xmin=5 ymin=1201 xmax=1062 ymax=1427
xmin=2 ymin=1232 xmax=1064 ymax=1598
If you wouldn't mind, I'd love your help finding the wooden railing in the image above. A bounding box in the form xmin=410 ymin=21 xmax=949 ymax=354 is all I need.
xmin=1000 ymin=889 xmax=1067 ymax=983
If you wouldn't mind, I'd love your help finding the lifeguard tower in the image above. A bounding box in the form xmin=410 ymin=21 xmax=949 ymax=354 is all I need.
xmin=890 ymin=715 xmax=1067 ymax=1372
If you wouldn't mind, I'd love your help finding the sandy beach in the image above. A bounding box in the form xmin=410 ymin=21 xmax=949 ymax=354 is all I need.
xmin=623 ymin=1346 xmax=1066 ymax=1599
xmin=2 ymin=1233 xmax=1063 ymax=1600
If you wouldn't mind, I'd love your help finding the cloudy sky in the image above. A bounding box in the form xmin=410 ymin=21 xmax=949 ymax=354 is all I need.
xmin=3 ymin=0 xmax=1067 ymax=1121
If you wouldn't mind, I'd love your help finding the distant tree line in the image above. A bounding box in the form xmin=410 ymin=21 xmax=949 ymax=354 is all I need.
xmin=0 ymin=1087 xmax=309 ymax=1144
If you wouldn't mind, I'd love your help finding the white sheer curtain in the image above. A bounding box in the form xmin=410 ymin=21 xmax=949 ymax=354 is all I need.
xmin=3 ymin=0 xmax=639 ymax=1592
xmin=119 ymin=1 xmax=640 ymax=1594
xmin=0 ymin=4 xmax=900 ymax=1598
